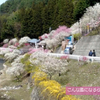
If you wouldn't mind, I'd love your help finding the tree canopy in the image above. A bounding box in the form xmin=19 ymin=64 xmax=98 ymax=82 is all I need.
xmin=0 ymin=0 xmax=99 ymax=41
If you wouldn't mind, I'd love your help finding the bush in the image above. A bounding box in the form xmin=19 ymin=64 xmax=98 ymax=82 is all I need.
xmin=73 ymin=33 xmax=81 ymax=41
xmin=21 ymin=54 xmax=30 ymax=64
xmin=32 ymin=71 xmax=81 ymax=100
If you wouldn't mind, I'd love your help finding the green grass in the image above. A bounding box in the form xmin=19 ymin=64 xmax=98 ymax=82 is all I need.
xmin=0 ymin=55 xmax=4 ymax=59
xmin=2 ymin=59 xmax=100 ymax=100
xmin=52 ymin=60 xmax=100 ymax=100
xmin=0 ymin=78 xmax=33 ymax=100
xmin=87 ymin=26 xmax=100 ymax=36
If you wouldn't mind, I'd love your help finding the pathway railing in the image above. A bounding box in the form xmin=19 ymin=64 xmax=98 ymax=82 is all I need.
xmin=47 ymin=53 xmax=100 ymax=63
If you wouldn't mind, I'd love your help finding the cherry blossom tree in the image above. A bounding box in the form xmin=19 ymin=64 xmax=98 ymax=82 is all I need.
xmin=29 ymin=51 xmax=68 ymax=79
xmin=39 ymin=26 xmax=71 ymax=50
xmin=9 ymin=38 xmax=18 ymax=45
xmin=19 ymin=36 xmax=31 ymax=46
xmin=71 ymin=3 xmax=100 ymax=35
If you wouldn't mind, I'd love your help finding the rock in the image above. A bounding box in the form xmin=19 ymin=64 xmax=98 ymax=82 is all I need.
xmin=15 ymin=85 xmax=23 ymax=89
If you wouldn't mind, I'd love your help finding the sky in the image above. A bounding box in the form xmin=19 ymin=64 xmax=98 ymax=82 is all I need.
xmin=0 ymin=0 xmax=7 ymax=5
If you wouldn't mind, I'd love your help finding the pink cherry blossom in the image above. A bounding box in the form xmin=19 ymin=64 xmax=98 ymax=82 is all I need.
xmin=79 ymin=56 xmax=88 ymax=61
xmin=28 ymin=48 xmax=42 ymax=54
xmin=24 ymin=43 xmax=29 ymax=46
xmin=41 ymin=33 xmax=49 ymax=39
xmin=14 ymin=42 xmax=19 ymax=47
xmin=9 ymin=49 xmax=13 ymax=52
xmin=60 ymin=55 xmax=69 ymax=59
xmin=53 ymin=26 xmax=71 ymax=38
xmin=3 ymin=43 xmax=8 ymax=48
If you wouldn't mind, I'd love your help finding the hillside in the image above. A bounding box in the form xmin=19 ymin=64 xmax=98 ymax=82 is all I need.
xmin=1 ymin=58 xmax=100 ymax=100
xmin=58 ymin=60 xmax=100 ymax=100
xmin=0 ymin=0 xmax=99 ymax=16
xmin=0 ymin=0 xmax=74 ymax=41
xmin=0 ymin=0 xmax=99 ymax=43
xmin=0 ymin=0 xmax=48 ymax=14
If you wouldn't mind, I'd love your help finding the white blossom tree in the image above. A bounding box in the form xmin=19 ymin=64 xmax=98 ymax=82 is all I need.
xmin=9 ymin=38 xmax=18 ymax=45
xmin=40 ymin=56 xmax=68 ymax=79
xmin=3 ymin=39 xmax=9 ymax=44
xmin=71 ymin=3 xmax=100 ymax=35
xmin=29 ymin=51 xmax=68 ymax=79
xmin=19 ymin=36 xmax=31 ymax=46
xmin=4 ymin=49 xmax=21 ymax=62
xmin=6 ymin=54 xmax=26 ymax=78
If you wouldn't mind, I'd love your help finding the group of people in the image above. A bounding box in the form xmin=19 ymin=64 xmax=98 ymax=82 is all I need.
xmin=88 ymin=50 xmax=96 ymax=56
xmin=61 ymin=38 xmax=74 ymax=54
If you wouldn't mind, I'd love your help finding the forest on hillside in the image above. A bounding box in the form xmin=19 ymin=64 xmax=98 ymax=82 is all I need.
xmin=0 ymin=0 xmax=99 ymax=41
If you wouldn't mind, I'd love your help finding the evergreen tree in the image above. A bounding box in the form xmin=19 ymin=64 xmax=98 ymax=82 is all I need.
xmin=0 ymin=15 xmax=7 ymax=41
xmin=20 ymin=8 xmax=34 ymax=37
xmin=41 ymin=4 xmax=51 ymax=33
xmin=1 ymin=22 xmax=15 ymax=39
xmin=73 ymin=0 xmax=100 ymax=21
xmin=32 ymin=2 xmax=44 ymax=37
xmin=57 ymin=0 xmax=74 ymax=27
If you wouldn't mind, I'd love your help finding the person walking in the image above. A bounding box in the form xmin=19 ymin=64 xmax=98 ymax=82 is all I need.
xmin=61 ymin=39 xmax=68 ymax=54
xmin=88 ymin=50 xmax=93 ymax=56
xmin=92 ymin=49 xmax=96 ymax=57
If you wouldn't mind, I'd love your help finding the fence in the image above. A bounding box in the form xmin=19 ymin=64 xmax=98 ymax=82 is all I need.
xmin=47 ymin=53 xmax=100 ymax=63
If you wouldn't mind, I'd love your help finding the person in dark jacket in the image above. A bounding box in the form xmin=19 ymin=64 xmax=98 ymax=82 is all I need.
xmin=92 ymin=49 xmax=96 ymax=56
xmin=88 ymin=50 xmax=93 ymax=56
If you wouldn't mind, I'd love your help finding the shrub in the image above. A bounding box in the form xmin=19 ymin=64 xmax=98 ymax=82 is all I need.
xmin=21 ymin=54 xmax=30 ymax=64
xmin=73 ymin=33 xmax=81 ymax=41
xmin=32 ymin=71 xmax=81 ymax=100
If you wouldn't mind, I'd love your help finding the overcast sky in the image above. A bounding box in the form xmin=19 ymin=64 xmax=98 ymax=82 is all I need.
xmin=0 ymin=0 xmax=7 ymax=5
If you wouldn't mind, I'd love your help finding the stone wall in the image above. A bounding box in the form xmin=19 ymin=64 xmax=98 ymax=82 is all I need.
xmin=73 ymin=35 xmax=100 ymax=56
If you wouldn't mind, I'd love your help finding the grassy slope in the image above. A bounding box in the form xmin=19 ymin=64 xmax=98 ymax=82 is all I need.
xmin=53 ymin=60 xmax=100 ymax=100
xmin=2 ymin=53 xmax=100 ymax=100
xmin=0 ymin=78 xmax=33 ymax=100
xmin=0 ymin=55 xmax=33 ymax=100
